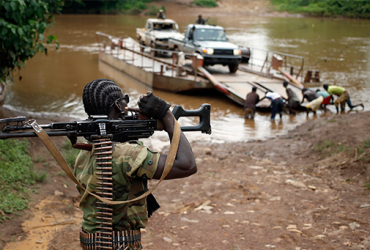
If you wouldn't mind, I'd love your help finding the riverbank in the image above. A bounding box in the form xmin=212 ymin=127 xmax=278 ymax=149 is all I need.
xmin=148 ymin=0 xmax=299 ymax=18
xmin=1 ymin=108 xmax=369 ymax=249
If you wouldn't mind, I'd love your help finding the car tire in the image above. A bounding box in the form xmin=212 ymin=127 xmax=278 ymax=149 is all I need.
xmin=242 ymin=56 xmax=250 ymax=64
xmin=228 ymin=63 xmax=238 ymax=73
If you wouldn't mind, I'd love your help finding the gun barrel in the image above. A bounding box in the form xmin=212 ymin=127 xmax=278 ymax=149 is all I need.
xmin=0 ymin=116 xmax=26 ymax=124
xmin=0 ymin=131 xmax=73 ymax=139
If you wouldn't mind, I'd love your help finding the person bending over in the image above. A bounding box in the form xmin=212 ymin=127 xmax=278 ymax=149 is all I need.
xmin=323 ymin=84 xmax=364 ymax=113
xmin=243 ymin=86 xmax=260 ymax=119
xmin=283 ymin=80 xmax=300 ymax=115
xmin=301 ymin=88 xmax=322 ymax=115
xmin=261 ymin=91 xmax=284 ymax=120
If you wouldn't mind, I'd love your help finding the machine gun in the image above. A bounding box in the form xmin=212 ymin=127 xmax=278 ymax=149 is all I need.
xmin=0 ymin=104 xmax=211 ymax=250
xmin=0 ymin=103 xmax=211 ymax=146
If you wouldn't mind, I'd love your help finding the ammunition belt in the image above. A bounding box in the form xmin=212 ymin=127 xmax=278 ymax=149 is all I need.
xmin=80 ymin=228 xmax=141 ymax=250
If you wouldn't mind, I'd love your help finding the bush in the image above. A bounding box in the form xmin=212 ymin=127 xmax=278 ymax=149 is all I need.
xmin=146 ymin=5 xmax=166 ymax=16
xmin=116 ymin=0 xmax=150 ymax=14
xmin=270 ymin=0 xmax=370 ymax=18
xmin=191 ymin=0 xmax=218 ymax=8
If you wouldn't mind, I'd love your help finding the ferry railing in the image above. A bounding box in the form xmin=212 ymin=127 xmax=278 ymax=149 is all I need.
xmin=240 ymin=46 xmax=306 ymax=84
xmin=95 ymin=32 xmax=200 ymax=82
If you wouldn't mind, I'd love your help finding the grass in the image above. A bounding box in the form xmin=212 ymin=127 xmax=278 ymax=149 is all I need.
xmin=363 ymin=139 xmax=370 ymax=148
xmin=146 ymin=5 xmax=166 ymax=16
xmin=313 ymin=140 xmax=335 ymax=152
xmin=270 ymin=0 xmax=370 ymax=18
xmin=0 ymin=139 xmax=40 ymax=222
xmin=337 ymin=145 xmax=349 ymax=153
xmin=313 ymin=140 xmax=350 ymax=156
xmin=327 ymin=119 xmax=337 ymax=123
xmin=61 ymin=139 xmax=80 ymax=168
xmin=0 ymin=138 xmax=79 ymax=222
xmin=191 ymin=0 xmax=218 ymax=8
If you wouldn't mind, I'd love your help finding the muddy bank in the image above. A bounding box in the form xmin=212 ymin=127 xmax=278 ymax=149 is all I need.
xmin=149 ymin=0 xmax=298 ymax=18
xmin=1 ymin=109 xmax=370 ymax=250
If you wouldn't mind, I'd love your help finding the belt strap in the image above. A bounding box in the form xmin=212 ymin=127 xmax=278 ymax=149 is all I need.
xmin=29 ymin=117 xmax=181 ymax=205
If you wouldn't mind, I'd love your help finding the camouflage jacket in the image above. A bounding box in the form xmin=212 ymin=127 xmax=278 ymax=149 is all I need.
xmin=73 ymin=140 xmax=159 ymax=233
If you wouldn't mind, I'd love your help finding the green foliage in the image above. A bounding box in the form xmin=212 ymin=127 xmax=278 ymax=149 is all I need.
xmin=313 ymin=140 xmax=335 ymax=152
xmin=0 ymin=138 xmax=78 ymax=222
xmin=337 ymin=144 xmax=348 ymax=153
xmin=0 ymin=139 xmax=40 ymax=222
xmin=191 ymin=0 xmax=218 ymax=8
xmin=62 ymin=0 xmax=153 ymax=14
xmin=61 ymin=139 xmax=79 ymax=168
xmin=363 ymin=139 xmax=370 ymax=148
xmin=270 ymin=0 xmax=370 ymax=18
xmin=0 ymin=0 xmax=64 ymax=83
xmin=116 ymin=0 xmax=149 ymax=14
xmin=146 ymin=5 xmax=166 ymax=16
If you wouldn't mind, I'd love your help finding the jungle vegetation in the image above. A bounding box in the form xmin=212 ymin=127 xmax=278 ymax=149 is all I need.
xmin=271 ymin=0 xmax=370 ymax=18
xmin=60 ymin=0 xmax=370 ymax=19
xmin=0 ymin=0 xmax=64 ymax=83
xmin=61 ymin=0 xmax=218 ymax=14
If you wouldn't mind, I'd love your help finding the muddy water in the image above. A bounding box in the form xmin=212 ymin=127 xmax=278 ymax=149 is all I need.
xmin=4 ymin=14 xmax=370 ymax=144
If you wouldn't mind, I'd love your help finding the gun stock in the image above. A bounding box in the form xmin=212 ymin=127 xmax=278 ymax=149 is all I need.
xmin=172 ymin=103 xmax=211 ymax=134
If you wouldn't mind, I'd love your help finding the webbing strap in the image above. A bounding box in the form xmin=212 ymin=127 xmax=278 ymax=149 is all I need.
xmin=29 ymin=117 xmax=181 ymax=205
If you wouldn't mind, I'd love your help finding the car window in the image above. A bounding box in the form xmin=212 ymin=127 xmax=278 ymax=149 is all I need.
xmin=195 ymin=29 xmax=228 ymax=41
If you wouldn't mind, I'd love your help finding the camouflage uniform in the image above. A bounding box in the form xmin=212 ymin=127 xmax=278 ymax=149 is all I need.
xmin=73 ymin=141 xmax=159 ymax=233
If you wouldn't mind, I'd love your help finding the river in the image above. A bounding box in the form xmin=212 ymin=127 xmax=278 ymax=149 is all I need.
xmin=3 ymin=14 xmax=370 ymax=145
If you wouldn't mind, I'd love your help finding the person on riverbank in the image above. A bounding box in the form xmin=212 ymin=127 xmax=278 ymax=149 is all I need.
xmin=243 ymin=86 xmax=260 ymax=119
xmin=73 ymin=79 xmax=197 ymax=249
xmin=301 ymin=88 xmax=323 ymax=115
xmin=316 ymin=88 xmax=331 ymax=112
xmin=261 ymin=91 xmax=284 ymax=120
xmin=283 ymin=80 xmax=300 ymax=115
xmin=323 ymin=84 xmax=364 ymax=113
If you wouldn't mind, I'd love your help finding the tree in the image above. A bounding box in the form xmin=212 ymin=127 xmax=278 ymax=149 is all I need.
xmin=0 ymin=0 xmax=65 ymax=83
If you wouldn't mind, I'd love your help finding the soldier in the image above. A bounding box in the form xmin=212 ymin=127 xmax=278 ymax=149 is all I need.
xmin=196 ymin=14 xmax=206 ymax=24
xmin=74 ymin=79 xmax=197 ymax=249
xmin=157 ymin=9 xmax=165 ymax=19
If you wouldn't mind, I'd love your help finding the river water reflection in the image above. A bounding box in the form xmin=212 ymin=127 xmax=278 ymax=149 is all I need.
xmin=4 ymin=14 xmax=370 ymax=144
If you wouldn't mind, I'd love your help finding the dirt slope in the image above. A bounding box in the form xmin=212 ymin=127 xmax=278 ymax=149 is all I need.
xmin=1 ymin=109 xmax=370 ymax=250
xmin=148 ymin=0 xmax=291 ymax=17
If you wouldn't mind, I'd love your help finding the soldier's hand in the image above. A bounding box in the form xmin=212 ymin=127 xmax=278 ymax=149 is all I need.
xmin=138 ymin=92 xmax=171 ymax=119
